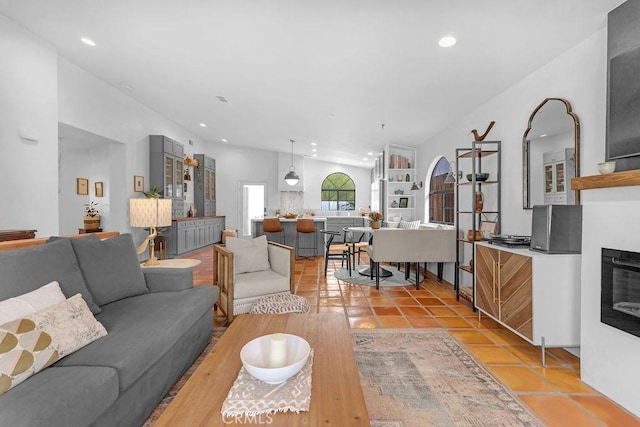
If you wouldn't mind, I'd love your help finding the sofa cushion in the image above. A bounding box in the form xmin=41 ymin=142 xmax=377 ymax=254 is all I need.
xmin=54 ymin=286 xmax=216 ymax=391
xmin=71 ymin=234 xmax=149 ymax=306
xmin=0 ymin=366 xmax=118 ymax=427
xmin=0 ymin=294 xmax=107 ymax=395
xmin=0 ymin=238 xmax=100 ymax=314
xmin=226 ymin=235 xmax=270 ymax=274
xmin=234 ymin=270 xmax=291 ymax=299
xmin=0 ymin=281 xmax=66 ymax=324
xmin=399 ymin=219 xmax=421 ymax=229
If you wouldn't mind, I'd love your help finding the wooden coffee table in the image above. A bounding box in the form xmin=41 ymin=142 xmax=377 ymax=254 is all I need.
xmin=154 ymin=313 xmax=369 ymax=426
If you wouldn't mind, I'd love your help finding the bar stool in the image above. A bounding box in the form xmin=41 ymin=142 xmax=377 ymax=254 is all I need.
xmin=262 ymin=217 xmax=285 ymax=244
xmin=295 ymin=218 xmax=318 ymax=258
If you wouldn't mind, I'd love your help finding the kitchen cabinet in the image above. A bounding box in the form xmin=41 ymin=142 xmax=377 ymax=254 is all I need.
xmin=474 ymin=242 xmax=581 ymax=363
xmin=252 ymin=218 xmax=326 ymax=256
xmin=149 ymin=135 xmax=185 ymax=218
xmin=325 ymin=217 xmax=366 ymax=243
xmin=166 ymin=216 xmax=225 ymax=255
xmin=193 ymin=154 xmax=216 ymax=216
xmin=543 ymin=148 xmax=575 ymax=205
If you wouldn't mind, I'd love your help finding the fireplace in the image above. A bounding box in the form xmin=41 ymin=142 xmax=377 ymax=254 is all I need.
xmin=601 ymin=248 xmax=640 ymax=338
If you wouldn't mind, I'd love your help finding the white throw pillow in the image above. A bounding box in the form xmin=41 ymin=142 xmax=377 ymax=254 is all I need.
xmin=0 ymin=281 xmax=66 ymax=325
xmin=399 ymin=220 xmax=421 ymax=230
xmin=226 ymin=235 xmax=271 ymax=274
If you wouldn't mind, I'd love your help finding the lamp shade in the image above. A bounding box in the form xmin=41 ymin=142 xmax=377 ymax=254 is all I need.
xmin=130 ymin=198 xmax=173 ymax=228
xmin=284 ymin=170 xmax=299 ymax=186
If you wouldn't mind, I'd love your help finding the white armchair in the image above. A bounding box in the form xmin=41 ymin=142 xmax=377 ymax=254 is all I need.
xmin=366 ymin=228 xmax=456 ymax=289
xmin=214 ymin=241 xmax=295 ymax=323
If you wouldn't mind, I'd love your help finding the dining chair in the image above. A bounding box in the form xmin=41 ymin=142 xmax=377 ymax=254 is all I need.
xmin=320 ymin=230 xmax=350 ymax=276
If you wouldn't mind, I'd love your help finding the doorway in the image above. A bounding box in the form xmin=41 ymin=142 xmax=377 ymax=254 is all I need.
xmin=240 ymin=182 xmax=266 ymax=237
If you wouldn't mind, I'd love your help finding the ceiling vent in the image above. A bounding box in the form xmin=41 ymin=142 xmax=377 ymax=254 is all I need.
xmin=216 ymin=96 xmax=228 ymax=103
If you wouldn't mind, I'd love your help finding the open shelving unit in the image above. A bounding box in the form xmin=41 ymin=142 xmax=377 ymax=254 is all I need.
xmin=384 ymin=144 xmax=417 ymax=221
xmin=454 ymin=140 xmax=501 ymax=306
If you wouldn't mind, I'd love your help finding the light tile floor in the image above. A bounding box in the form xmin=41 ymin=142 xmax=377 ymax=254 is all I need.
xmin=185 ymin=246 xmax=640 ymax=427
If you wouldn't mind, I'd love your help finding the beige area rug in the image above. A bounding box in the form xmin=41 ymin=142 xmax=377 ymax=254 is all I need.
xmin=145 ymin=328 xmax=542 ymax=427
xmin=352 ymin=329 xmax=543 ymax=427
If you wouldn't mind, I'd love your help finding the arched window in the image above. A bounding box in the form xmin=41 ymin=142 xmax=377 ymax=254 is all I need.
xmin=321 ymin=172 xmax=355 ymax=211
xmin=429 ymin=157 xmax=454 ymax=224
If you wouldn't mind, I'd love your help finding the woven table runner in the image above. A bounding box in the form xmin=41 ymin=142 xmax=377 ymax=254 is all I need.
xmin=221 ymin=350 xmax=314 ymax=417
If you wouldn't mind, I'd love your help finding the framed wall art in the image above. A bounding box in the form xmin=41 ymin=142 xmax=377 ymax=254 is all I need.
xmin=77 ymin=178 xmax=89 ymax=195
xmin=95 ymin=181 xmax=104 ymax=197
xmin=134 ymin=175 xmax=144 ymax=192
xmin=480 ymin=221 xmax=498 ymax=238
xmin=399 ymin=197 xmax=409 ymax=208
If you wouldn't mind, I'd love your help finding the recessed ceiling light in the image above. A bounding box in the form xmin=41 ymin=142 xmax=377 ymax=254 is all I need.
xmin=540 ymin=134 xmax=547 ymax=138
xmin=311 ymin=148 xmax=317 ymax=153
xmin=311 ymin=142 xmax=317 ymax=146
xmin=438 ymin=36 xmax=456 ymax=48
xmin=81 ymin=37 xmax=96 ymax=46
xmin=221 ymin=138 xmax=228 ymax=142
xmin=312 ymin=154 xmax=318 ymax=157
xmin=199 ymin=123 xmax=207 ymax=128
xmin=363 ymin=157 xmax=368 ymax=161
xmin=367 ymin=152 xmax=374 ymax=156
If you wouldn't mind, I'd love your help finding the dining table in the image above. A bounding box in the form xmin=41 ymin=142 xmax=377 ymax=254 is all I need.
xmin=344 ymin=226 xmax=393 ymax=277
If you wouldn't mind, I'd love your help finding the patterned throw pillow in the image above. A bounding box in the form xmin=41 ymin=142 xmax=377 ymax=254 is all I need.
xmin=399 ymin=220 xmax=421 ymax=229
xmin=0 ymin=294 xmax=107 ymax=395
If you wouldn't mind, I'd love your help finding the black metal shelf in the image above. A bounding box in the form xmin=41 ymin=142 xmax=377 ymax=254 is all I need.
xmin=454 ymin=141 xmax=501 ymax=309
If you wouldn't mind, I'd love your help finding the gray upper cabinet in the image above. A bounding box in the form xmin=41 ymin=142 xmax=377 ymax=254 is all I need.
xmin=149 ymin=135 xmax=185 ymax=218
xmin=193 ymin=154 xmax=216 ymax=216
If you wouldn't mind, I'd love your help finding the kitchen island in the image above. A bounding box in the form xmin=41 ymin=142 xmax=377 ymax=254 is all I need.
xmin=252 ymin=217 xmax=326 ymax=257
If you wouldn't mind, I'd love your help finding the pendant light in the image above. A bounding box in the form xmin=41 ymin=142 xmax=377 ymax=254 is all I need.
xmin=284 ymin=139 xmax=299 ymax=186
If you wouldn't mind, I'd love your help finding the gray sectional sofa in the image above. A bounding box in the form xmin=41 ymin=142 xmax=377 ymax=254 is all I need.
xmin=0 ymin=233 xmax=217 ymax=427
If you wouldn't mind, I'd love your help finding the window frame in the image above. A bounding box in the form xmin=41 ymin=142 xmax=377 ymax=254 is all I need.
xmin=321 ymin=172 xmax=356 ymax=211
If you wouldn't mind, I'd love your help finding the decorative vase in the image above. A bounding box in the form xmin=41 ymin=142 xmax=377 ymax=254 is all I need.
xmin=370 ymin=221 xmax=381 ymax=229
xmin=83 ymin=215 xmax=100 ymax=230
xmin=475 ymin=191 xmax=484 ymax=212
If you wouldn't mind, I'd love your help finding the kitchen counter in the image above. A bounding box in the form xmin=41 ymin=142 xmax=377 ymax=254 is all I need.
xmin=173 ymin=215 xmax=225 ymax=222
xmin=252 ymin=217 xmax=326 ymax=256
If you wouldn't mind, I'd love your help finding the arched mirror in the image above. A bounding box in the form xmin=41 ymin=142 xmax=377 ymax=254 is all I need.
xmin=522 ymin=98 xmax=580 ymax=209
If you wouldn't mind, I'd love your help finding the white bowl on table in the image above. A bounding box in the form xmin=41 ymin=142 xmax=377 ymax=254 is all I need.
xmin=240 ymin=333 xmax=310 ymax=384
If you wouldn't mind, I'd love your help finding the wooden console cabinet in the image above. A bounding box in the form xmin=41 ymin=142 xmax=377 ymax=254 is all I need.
xmin=474 ymin=242 xmax=581 ymax=363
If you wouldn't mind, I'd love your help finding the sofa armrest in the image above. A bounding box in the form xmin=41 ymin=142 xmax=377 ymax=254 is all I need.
xmin=143 ymin=268 xmax=193 ymax=292
xmin=267 ymin=242 xmax=295 ymax=293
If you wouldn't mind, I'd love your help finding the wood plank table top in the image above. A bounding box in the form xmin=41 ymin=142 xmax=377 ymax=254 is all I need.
xmin=154 ymin=313 xmax=369 ymax=426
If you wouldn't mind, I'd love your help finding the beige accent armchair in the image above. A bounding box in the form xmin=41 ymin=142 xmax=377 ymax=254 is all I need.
xmin=366 ymin=227 xmax=456 ymax=289
xmin=214 ymin=241 xmax=295 ymax=323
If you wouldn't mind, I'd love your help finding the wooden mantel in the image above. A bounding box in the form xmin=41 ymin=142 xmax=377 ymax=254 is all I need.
xmin=571 ymin=169 xmax=640 ymax=190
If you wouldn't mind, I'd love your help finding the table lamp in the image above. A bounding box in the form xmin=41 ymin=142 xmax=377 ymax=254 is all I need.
xmin=130 ymin=198 xmax=172 ymax=266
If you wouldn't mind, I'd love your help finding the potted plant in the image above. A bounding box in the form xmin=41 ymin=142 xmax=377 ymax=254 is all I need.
xmin=83 ymin=201 xmax=100 ymax=230
xmin=368 ymin=211 xmax=383 ymax=229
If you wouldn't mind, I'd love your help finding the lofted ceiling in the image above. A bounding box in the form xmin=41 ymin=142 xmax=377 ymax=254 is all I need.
xmin=0 ymin=0 xmax=625 ymax=167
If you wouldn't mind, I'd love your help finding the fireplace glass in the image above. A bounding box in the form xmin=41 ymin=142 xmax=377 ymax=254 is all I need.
xmin=602 ymin=248 xmax=640 ymax=338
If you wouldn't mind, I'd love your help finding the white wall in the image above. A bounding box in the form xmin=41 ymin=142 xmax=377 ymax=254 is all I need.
xmin=0 ymin=15 xmax=59 ymax=236
xmin=415 ymin=28 xmax=609 ymax=285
